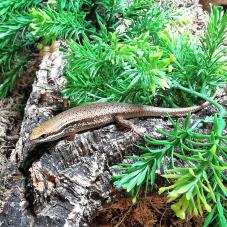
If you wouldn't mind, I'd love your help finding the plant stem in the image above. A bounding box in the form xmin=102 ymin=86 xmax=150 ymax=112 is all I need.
xmin=173 ymin=82 xmax=226 ymax=117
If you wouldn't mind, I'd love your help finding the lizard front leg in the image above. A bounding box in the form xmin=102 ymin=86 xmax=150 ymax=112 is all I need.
xmin=114 ymin=115 xmax=146 ymax=136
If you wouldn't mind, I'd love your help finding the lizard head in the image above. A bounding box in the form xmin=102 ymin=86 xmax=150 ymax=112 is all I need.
xmin=30 ymin=124 xmax=48 ymax=141
xmin=30 ymin=121 xmax=68 ymax=143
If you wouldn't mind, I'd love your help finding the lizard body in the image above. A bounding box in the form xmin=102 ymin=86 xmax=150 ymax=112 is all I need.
xmin=30 ymin=101 xmax=210 ymax=143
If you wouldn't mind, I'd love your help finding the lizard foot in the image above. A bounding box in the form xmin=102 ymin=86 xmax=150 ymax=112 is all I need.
xmin=114 ymin=114 xmax=146 ymax=138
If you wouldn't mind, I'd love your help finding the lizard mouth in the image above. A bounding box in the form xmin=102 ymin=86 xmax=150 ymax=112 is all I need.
xmin=30 ymin=128 xmax=67 ymax=143
xmin=30 ymin=127 xmax=46 ymax=141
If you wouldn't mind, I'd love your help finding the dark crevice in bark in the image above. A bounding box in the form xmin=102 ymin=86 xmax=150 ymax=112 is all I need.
xmin=24 ymin=172 xmax=37 ymax=216
xmin=19 ymin=141 xmax=61 ymax=174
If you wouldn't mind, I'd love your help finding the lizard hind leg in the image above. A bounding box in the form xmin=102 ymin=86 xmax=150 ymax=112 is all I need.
xmin=114 ymin=115 xmax=146 ymax=137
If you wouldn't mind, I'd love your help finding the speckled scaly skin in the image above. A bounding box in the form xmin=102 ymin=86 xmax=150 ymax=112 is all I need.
xmin=30 ymin=101 xmax=209 ymax=143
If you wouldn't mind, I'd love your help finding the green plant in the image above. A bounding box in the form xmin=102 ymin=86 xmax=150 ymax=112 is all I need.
xmin=0 ymin=11 xmax=33 ymax=97
xmin=63 ymin=4 xmax=226 ymax=109
xmin=112 ymin=8 xmax=227 ymax=218
xmin=63 ymin=31 xmax=175 ymax=105
xmin=113 ymin=112 xmax=226 ymax=223
xmin=161 ymin=5 xmax=227 ymax=97
xmin=0 ymin=1 xmax=226 ymax=225
xmin=0 ymin=0 xmax=128 ymax=97
xmin=30 ymin=7 xmax=91 ymax=44
xmin=0 ymin=0 xmax=42 ymax=19
xmin=62 ymin=1 xmax=181 ymax=105
xmin=60 ymin=1 xmax=180 ymax=105
xmin=123 ymin=0 xmax=176 ymax=43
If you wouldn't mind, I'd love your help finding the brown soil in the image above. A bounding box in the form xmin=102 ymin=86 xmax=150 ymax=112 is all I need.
xmin=0 ymin=59 xmax=38 ymax=156
xmin=91 ymin=192 xmax=203 ymax=227
xmin=0 ymin=58 xmax=39 ymax=212
xmin=200 ymin=0 xmax=227 ymax=11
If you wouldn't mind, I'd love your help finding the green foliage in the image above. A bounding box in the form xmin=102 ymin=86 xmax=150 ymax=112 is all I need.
xmin=0 ymin=0 xmax=40 ymax=97
xmin=92 ymin=0 xmax=127 ymax=27
xmin=0 ymin=2 xmax=226 ymax=225
xmin=51 ymin=0 xmax=128 ymax=30
xmin=160 ymin=168 xmax=215 ymax=219
xmin=112 ymin=53 xmax=227 ymax=223
xmin=201 ymin=5 xmax=227 ymax=64
xmin=63 ymin=4 xmax=226 ymax=108
xmin=0 ymin=49 xmax=30 ymax=97
xmin=48 ymin=0 xmax=82 ymax=11
xmin=62 ymin=1 xmax=179 ymax=105
xmin=161 ymin=5 xmax=227 ymax=95
xmin=199 ymin=5 xmax=227 ymax=89
xmin=113 ymin=136 xmax=166 ymax=203
xmin=0 ymin=0 xmax=42 ymax=19
xmin=63 ymin=32 xmax=175 ymax=105
xmin=204 ymin=193 xmax=227 ymax=227
xmin=0 ymin=11 xmax=33 ymax=97
xmin=123 ymin=0 xmax=176 ymax=43
xmin=30 ymin=7 xmax=91 ymax=44
xmin=0 ymin=0 xmax=129 ymax=97
xmin=113 ymin=114 xmax=227 ymax=222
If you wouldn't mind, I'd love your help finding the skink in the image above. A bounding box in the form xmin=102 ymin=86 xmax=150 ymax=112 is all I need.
xmin=30 ymin=101 xmax=211 ymax=143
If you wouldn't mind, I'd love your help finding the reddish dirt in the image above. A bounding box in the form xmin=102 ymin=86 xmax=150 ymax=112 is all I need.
xmin=91 ymin=191 xmax=203 ymax=227
xmin=200 ymin=0 xmax=227 ymax=11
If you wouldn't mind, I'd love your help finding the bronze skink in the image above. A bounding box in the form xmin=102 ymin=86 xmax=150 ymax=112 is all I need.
xmin=30 ymin=101 xmax=210 ymax=143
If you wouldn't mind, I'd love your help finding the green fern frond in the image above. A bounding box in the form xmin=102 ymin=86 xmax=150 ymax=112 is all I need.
xmin=0 ymin=0 xmax=42 ymax=19
xmin=30 ymin=7 xmax=93 ymax=44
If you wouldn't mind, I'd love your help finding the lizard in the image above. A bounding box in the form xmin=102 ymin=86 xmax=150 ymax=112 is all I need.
xmin=30 ymin=99 xmax=212 ymax=144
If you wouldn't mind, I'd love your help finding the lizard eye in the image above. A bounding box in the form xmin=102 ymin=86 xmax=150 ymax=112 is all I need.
xmin=40 ymin=134 xmax=47 ymax=139
xmin=69 ymin=128 xmax=74 ymax=133
xmin=67 ymin=128 xmax=74 ymax=133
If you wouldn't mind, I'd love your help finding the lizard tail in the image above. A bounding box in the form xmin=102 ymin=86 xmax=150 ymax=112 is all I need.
xmin=169 ymin=91 xmax=218 ymax=116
